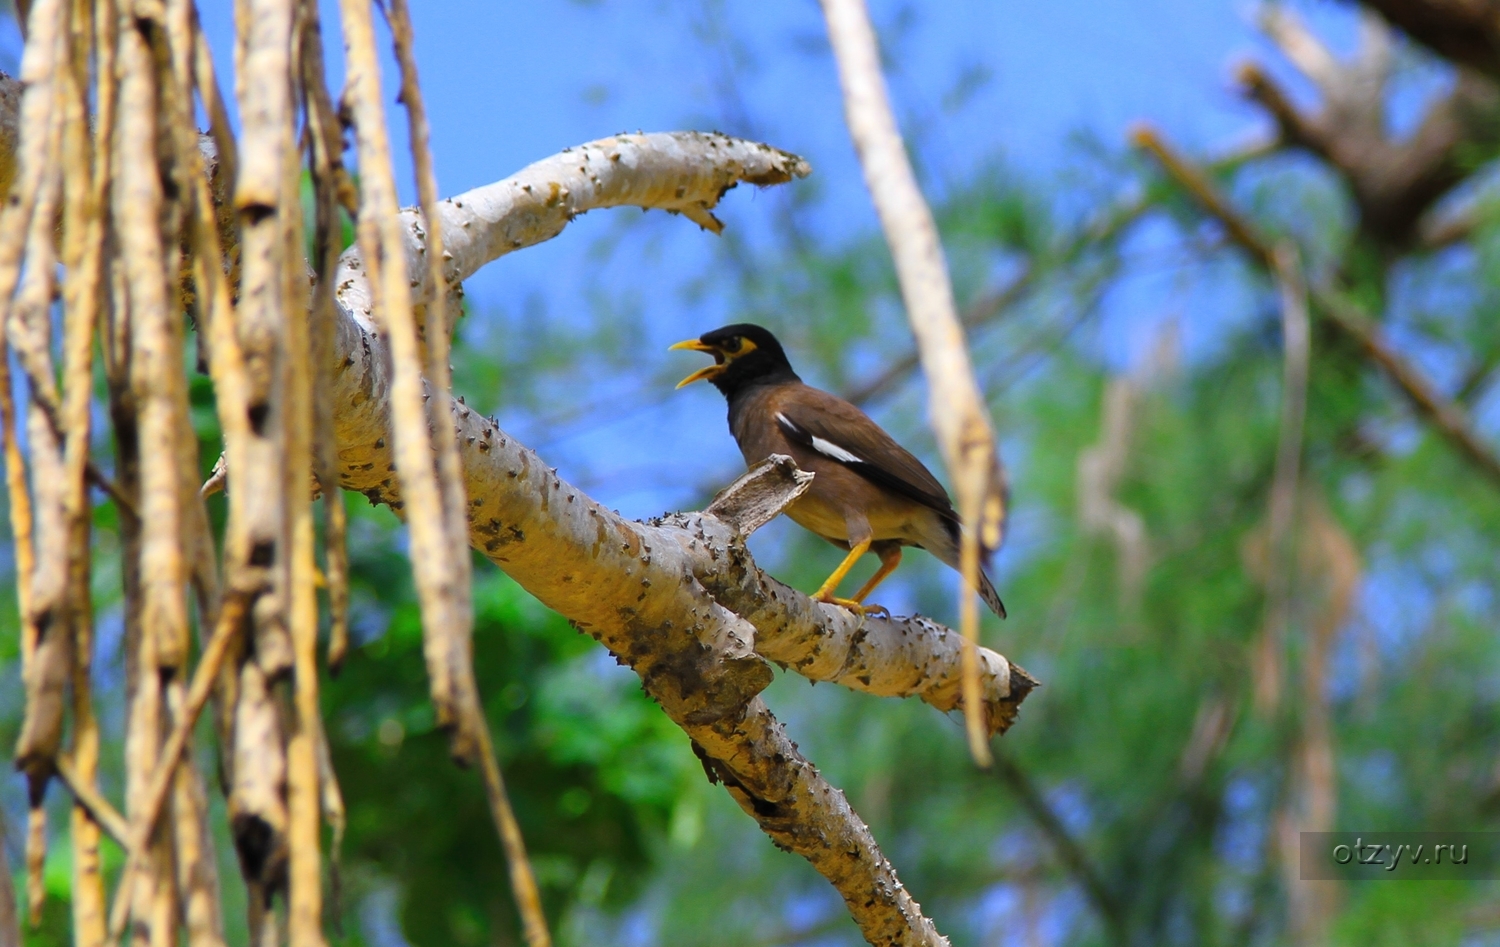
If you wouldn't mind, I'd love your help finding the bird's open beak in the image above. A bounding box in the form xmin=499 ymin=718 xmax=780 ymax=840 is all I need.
xmin=670 ymin=339 xmax=724 ymax=388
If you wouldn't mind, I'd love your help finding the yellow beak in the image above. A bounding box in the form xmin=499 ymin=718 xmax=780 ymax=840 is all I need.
xmin=670 ymin=339 xmax=723 ymax=388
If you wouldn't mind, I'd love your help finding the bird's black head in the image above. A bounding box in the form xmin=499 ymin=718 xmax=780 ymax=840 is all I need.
xmin=670 ymin=323 xmax=799 ymax=398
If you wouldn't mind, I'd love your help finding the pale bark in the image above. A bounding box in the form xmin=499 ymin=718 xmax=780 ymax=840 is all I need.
xmin=379 ymin=1 xmax=550 ymax=940
xmin=320 ymin=132 xmax=1030 ymax=728
xmin=59 ymin=0 xmax=112 ymax=937
xmin=54 ymin=755 xmax=129 ymax=846
xmin=338 ymin=0 xmax=481 ymax=770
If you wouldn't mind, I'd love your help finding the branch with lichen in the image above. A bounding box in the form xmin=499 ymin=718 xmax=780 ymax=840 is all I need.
xmin=323 ymin=131 xmax=1031 ymax=730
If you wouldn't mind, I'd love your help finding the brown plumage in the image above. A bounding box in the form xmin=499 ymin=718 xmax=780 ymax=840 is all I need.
xmin=672 ymin=323 xmax=1006 ymax=618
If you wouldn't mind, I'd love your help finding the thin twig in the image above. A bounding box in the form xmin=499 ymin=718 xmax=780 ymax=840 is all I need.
xmin=58 ymin=0 xmax=108 ymax=938
xmin=0 ymin=268 xmax=33 ymax=653
xmin=474 ymin=720 xmax=551 ymax=947
xmin=314 ymin=718 xmax=347 ymax=934
xmin=820 ymin=0 xmax=1004 ymax=768
xmin=106 ymin=591 xmax=250 ymax=941
xmin=297 ymin=0 xmax=350 ymax=672
xmin=338 ymin=0 xmax=481 ymax=762
xmin=86 ymin=462 xmax=136 ymax=520
xmin=282 ymin=4 xmax=324 ymax=940
xmin=381 ymin=3 xmax=550 ymax=941
xmin=1254 ymin=244 xmax=1311 ymax=714
xmin=383 ymin=0 xmax=471 ymax=644
xmin=53 ymin=756 xmax=129 ymax=850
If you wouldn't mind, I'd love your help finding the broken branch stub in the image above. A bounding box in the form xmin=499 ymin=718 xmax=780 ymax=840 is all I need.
xmin=703 ymin=454 xmax=815 ymax=536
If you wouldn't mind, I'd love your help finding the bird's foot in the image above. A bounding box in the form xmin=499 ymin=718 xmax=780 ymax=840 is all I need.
xmin=817 ymin=594 xmax=890 ymax=617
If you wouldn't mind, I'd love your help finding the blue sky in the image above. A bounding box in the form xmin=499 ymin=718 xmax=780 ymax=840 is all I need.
xmin=0 ymin=3 xmax=1365 ymax=514
xmin=197 ymin=1 xmax=1270 ymax=227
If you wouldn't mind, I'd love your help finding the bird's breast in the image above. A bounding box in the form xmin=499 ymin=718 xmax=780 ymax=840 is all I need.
xmin=783 ymin=490 xmax=855 ymax=543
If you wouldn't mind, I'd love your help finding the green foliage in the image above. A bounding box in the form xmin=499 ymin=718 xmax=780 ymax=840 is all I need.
xmin=320 ymin=500 xmax=698 ymax=943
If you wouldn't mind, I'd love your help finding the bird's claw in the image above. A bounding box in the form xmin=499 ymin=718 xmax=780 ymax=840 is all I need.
xmin=817 ymin=595 xmax=890 ymax=617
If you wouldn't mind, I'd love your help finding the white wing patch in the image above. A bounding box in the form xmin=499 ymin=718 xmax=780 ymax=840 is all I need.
xmin=810 ymin=435 xmax=862 ymax=464
xmin=776 ymin=412 xmax=864 ymax=464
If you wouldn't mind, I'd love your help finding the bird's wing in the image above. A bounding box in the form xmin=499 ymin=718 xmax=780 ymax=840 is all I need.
xmin=772 ymin=386 xmax=959 ymax=522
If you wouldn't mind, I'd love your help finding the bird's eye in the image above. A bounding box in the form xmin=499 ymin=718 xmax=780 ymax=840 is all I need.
xmin=722 ymin=337 xmax=743 ymax=354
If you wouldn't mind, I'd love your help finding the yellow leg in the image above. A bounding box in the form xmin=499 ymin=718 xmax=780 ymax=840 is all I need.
xmin=850 ymin=546 xmax=902 ymax=604
xmin=812 ymin=538 xmax=871 ymax=604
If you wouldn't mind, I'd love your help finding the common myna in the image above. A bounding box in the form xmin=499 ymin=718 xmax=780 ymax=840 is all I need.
xmin=672 ymin=323 xmax=1006 ymax=618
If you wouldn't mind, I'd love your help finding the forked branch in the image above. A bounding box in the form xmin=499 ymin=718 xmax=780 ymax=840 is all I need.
xmin=0 ymin=57 xmax=1037 ymax=943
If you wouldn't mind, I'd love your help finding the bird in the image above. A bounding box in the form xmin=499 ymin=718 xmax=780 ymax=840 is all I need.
xmin=671 ymin=323 xmax=1006 ymax=618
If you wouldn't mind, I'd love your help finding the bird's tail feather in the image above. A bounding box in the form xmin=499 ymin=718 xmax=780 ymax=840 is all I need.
xmin=977 ymin=567 xmax=1007 ymax=620
xmin=933 ymin=526 xmax=1009 ymax=619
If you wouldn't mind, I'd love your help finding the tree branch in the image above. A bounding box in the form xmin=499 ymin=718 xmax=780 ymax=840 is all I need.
xmin=52 ymin=755 xmax=129 ymax=848
xmin=0 ymin=60 xmax=1036 ymax=940
xmin=332 ymin=131 xmax=811 ymax=334
xmin=1133 ymin=125 xmax=1500 ymax=489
